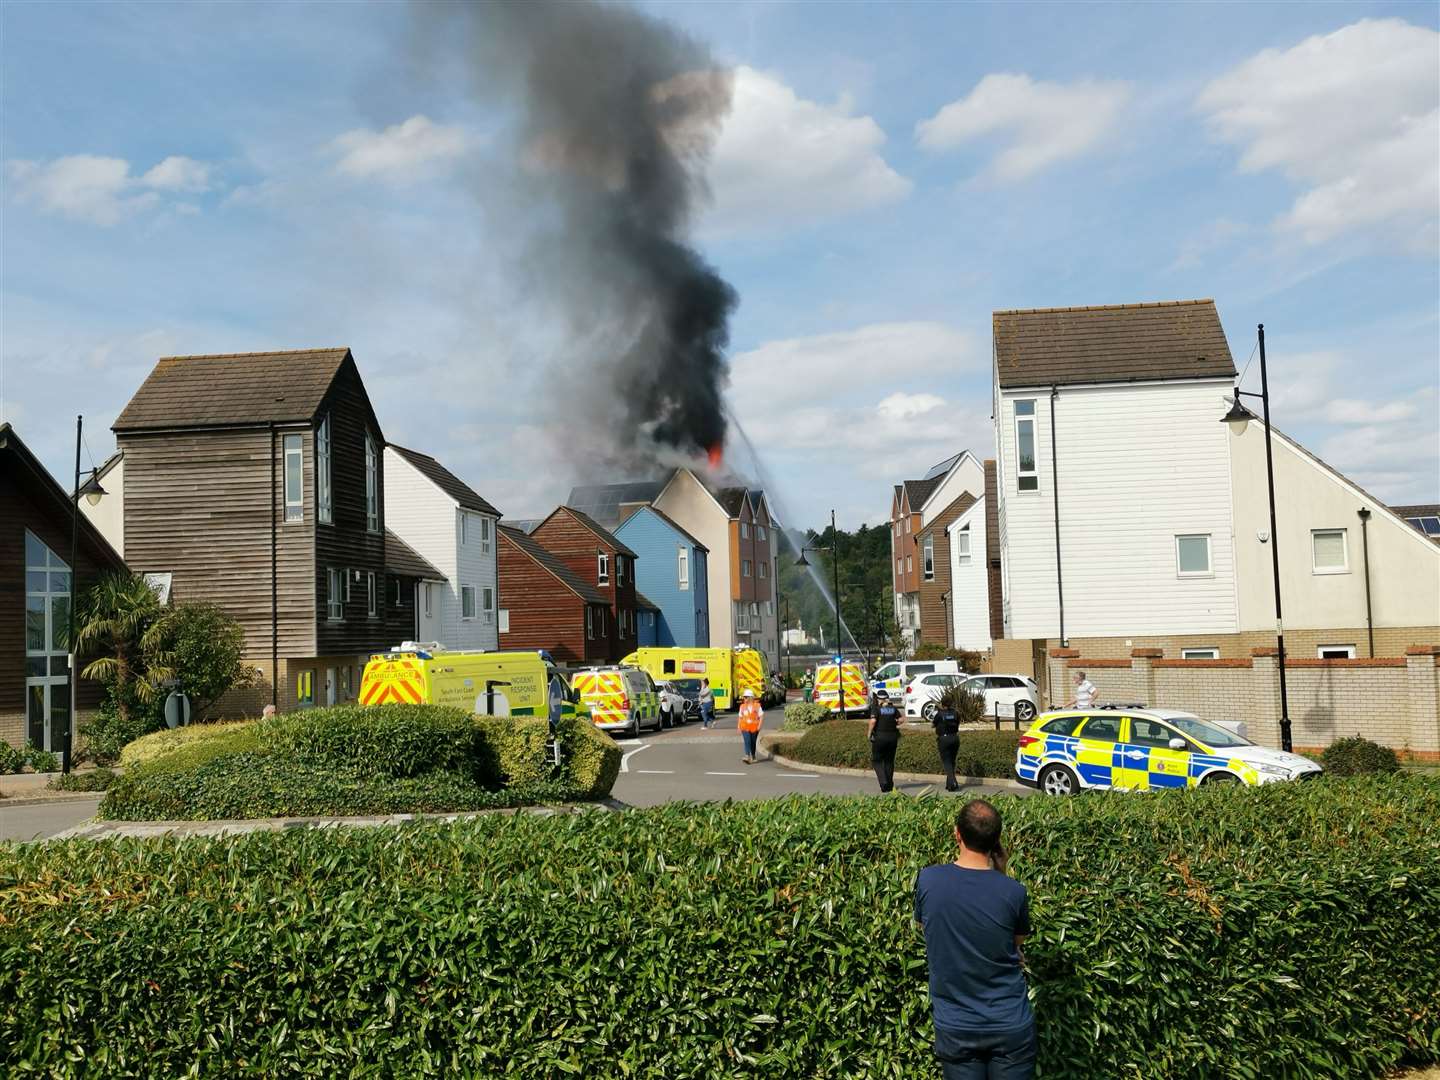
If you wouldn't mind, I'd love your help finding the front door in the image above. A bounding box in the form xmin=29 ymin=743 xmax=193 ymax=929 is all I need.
xmin=325 ymin=667 xmax=338 ymax=706
xmin=24 ymin=530 xmax=72 ymax=753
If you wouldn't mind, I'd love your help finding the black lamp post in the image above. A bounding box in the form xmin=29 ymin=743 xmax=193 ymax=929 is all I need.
xmin=1221 ymin=323 xmax=1291 ymax=752
xmin=781 ymin=595 xmax=792 ymax=684
xmin=796 ymin=509 xmax=842 ymax=663
xmin=65 ymin=415 xmax=107 ymax=774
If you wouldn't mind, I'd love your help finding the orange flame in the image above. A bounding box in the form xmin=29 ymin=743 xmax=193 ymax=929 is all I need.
xmin=707 ymin=444 xmax=723 ymax=470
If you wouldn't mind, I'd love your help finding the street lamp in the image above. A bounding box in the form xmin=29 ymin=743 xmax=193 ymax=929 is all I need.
xmin=65 ymin=418 xmax=107 ymax=774
xmin=1221 ymin=323 xmax=1291 ymax=752
xmin=796 ymin=509 xmax=842 ymax=664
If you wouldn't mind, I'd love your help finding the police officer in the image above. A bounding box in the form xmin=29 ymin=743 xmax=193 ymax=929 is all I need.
xmin=868 ymin=690 xmax=902 ymax=793
xmin=933 ymin=697 xmax=961 ymax=793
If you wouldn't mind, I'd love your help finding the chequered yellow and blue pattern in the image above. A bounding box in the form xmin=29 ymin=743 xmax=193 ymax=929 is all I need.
xmin=1015 ymin=715 xmax=1261 ymax=791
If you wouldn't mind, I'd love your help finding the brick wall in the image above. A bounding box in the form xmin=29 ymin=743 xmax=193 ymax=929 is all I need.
xmin=1053 ymin=626 xmax=1439 ymax=660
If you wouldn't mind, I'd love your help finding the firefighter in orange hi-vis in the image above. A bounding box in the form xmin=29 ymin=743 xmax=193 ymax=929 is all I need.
xmin=738 ymin=689 xmax=764 ymax=765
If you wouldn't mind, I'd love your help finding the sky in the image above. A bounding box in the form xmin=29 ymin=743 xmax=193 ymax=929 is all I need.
xmin=2 ymin=1 xmax=1437 ymax=531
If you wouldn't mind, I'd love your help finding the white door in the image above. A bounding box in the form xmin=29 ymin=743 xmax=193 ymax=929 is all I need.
xmin=325 ymin=667 xmax=337 ymax=706
xmin=416 ymin=582 xmax=442 ymax=644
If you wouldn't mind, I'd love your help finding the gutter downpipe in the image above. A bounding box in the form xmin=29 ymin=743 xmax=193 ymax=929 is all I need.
xmin=1357 ymin=507 xmax=1374 ymax=658
xmin=270 ymin=423 xmax=279 ymax=711
xmin=1050 ymin=386 xmax=1066 ymax=648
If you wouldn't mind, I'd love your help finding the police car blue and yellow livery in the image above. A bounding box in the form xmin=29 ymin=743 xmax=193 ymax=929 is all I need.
xmin=1015 ymin=707 xmax=1322 ymax=795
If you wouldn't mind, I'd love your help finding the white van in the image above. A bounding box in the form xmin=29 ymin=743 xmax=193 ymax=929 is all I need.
xmin=869 ymin=660 xmax=962 ymax=699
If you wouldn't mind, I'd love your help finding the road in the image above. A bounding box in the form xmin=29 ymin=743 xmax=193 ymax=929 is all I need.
xmin=0 ymin=797 xmax=103 ymax=843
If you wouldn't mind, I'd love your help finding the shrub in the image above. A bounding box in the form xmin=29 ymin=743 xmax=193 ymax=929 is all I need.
xmin=474 ymin=716 xmax=551 ymax=786
xmin=556 ymin=713 xmax=621 ymax=799
xmin=3 ymin=778 xmax=1438 ymax=1077
xmin=23 ymin=742 xmax=59 ymax=773
xmin=47 ymin=768 xmax=118 ymax=793
xmin=1322 ymin=736 xmax=1401 ymax=777
xmin=119 ymin=720 xmax=255 ymax=768
xmin=788 ymin=721 xmax=1019 ymax=779
xmin=782 ymin=702 xmax=830 ymax=731
xmin=262 ymin=704 xmax=479 ymax=779
xmin=911 ymin=642 xmax=983 ymax=670
xmin=936 ymin=683 xmax=987 ymax=725
xmin=0 ymin=740 xmax=24 ymax=774
xmin=80 ymin=690 xmax=166 ymax=766
xmin=141 ymin=602 xmax=256 ymax=718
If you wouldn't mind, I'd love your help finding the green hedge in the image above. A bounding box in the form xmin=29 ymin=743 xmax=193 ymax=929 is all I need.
xmin=46 ymin=768 xmax=118 ymax=793
xmin=781 ymin=701 xmax=831 ymax=731
xmin=1322 ymin=736 xmax=1401 ymax=776
xmin=119 ymin=721 xmax=255 ymax=768
xmin=555 ymin=713 xmax=621 ymax=799
xmin=3 ymin=778 xmax=1437 ymax=1077
xmin=789 ymin=720 xmax=1019 ymax=778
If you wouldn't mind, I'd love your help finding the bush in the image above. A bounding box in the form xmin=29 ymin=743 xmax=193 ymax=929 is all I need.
xmin=0 ymin=740 xmax=24 ymax=774
xmin=474 ymin=716 xmax=551 ymax=786
xmin=782 ymin=702 xmax=830 ymax=731
xmin=141 ymin=602 xmax=256 ymax=718
xmin=80 ymin=691 xmax=167 ymax=766
xmin=119 ymin=720 xmax=255 ymax=768
xmin=23 ymin=742 xmax=59 ymax=773
xmin=47 ymin=768 xmax=118 ymax=793
xmin=911 ymin=642 xmax=983 ymax=670
xmin=936 ymin=683 xmax=987 ymax=725
xmin=1322 ymin=736 xmax=1401 ymax=777
xmin=788 ymin=721 xmax=1019 ymax=779
xmin=555 ymin=713 xmax=621 ymax=799
xmin=262 ymin=704 xmax=479 ymax=779
xmin=4 ymin=778 xmax=1438 ymax=1077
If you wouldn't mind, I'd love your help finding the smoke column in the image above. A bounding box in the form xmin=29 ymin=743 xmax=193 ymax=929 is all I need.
xmin=419 ymin=0 xmax=736 ymax=474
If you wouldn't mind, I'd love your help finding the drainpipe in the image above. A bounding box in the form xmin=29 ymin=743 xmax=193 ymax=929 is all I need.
xmin=270 ymin=423 xmax=279 ymax=710
xmin=1050 ymin=386 xmax=1066 ymax=647
xmin=1357 ymin=507 xmax=1374 ymax=658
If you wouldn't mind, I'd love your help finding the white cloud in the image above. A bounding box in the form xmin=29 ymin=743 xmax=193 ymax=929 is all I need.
xmin=140 ymin=155 xmax=212 ymax=192
xmin=1197 ymin=18 xmax=1440 ymax=250
xmin=876 ymin=391 xmax=944 ymax=422
xmin=328 ymin=115 xmax=473 ymax=184
xmin=916 ymin=73 xmax=1131 ymax=182
xmin=704 ymin=66 xmax=911 ymax=231
xmin=6 ymin=153 xmax=216 ymax=225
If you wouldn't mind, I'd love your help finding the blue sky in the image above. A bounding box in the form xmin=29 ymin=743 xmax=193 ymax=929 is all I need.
xmin=3 ymin=1 xmax=1436 ymax=529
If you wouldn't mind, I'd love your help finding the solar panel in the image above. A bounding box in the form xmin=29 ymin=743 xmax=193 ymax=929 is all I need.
xmin=1422 ymin=516 xmax=1440 ymax=536
xmin=922 ymin=452 xmax=962 ymax=482
xmin=565 ymin=480 xmax=666 ymax=527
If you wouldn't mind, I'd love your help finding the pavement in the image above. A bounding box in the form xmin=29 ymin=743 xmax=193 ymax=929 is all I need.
xmin=1 ymin=795 xmax=104 ymax=843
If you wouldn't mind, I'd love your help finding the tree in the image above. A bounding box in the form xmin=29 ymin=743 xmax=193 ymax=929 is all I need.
xmin=73 ymin=571 xmax=165 ymax=728
xmin=912 ymin=642 xmax=983 ymax=671
xmin=143 ymin=603 xmax=255 ymax=718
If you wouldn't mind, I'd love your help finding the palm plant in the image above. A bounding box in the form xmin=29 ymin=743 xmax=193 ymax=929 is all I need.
xmin=937 ymin=681 xmax=986 ymax=726
xmin=73 ymin=572 xmax=166 ymax=725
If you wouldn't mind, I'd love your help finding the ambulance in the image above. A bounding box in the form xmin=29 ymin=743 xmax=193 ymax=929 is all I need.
xmin=814 ymin=659 xmax=869 ymax=715
xmin=358 ymin=643 xmax=582 ymax=722
xmin=619 ymin=645 xmax=771 ymax=712
xmin=571 ymin=666 xmax=662 ymax=737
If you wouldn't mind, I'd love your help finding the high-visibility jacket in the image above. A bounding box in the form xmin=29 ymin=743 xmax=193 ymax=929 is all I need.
xmin=738 ymin=700 xmax=764 ymax=733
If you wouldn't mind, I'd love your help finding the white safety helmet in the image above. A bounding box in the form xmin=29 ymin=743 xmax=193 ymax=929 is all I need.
xmin=743 ymin=689 xmax=756 ymax=698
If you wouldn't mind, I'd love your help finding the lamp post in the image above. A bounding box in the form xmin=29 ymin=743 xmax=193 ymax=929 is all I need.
xmin=65 ymin=416 xmax=107 ymax=774
xmin=781 ymin=595 xmax=792 ymax=685
xmin=1221 ymin=324 xmax=1291 ymax=752
xmin=796 ymin=509 xmax=842 ymax=663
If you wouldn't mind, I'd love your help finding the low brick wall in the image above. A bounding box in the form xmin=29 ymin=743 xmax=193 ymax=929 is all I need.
xmin=1046 ymin=645 xmax=1440 ymax=758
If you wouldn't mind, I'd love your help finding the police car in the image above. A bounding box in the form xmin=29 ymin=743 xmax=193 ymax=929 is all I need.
xmin=1015 ymin=706 xmax=1323 ymax=795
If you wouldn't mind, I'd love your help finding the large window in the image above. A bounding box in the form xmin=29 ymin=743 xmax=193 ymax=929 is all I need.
xmin=956 ymin=525 xmax=971 ymax=566
xmin=24 ymin=531 xmax=71 ymax=751
xmin=922 ymin=535 xmax=935 ymax=580
xmin=283 ymin=434 xmax=304 ymax=522
xmin=1312 ymin=529 xmax=1349 ymax=574
xmin=740 ymin=522 xmax=750 ymax=539
xmin=758 ymin=561 xmax=768 ymax=579
xmin=479 ymin=516 xmax=491 ymax=554
xmin=755 ymin=525 xmax=766 ymax=541
xmin=482 ymin=586 xmax=494 ymax=626
xmin=366 ymin=572 xmax=377 ymax=618
xmin=326 ymin=568 xmax=345 ymax=621
xmin=1014 ymin=400 xmax=1038 ymax=492
xmin=461 ymin=585 xmax=476 ymax=620
xmin=1175 ymin=534 xmax=1212 ymax=577
xmin=678 ymin=547 xmax=689 ymax=589
xmin=316 ymin=416 xmax=332 ymax=524
xmin=364 ymin=433 xmax=379 ymax=533
xmin=742 ymin=559 xmax=752 ymax=578
xmin=597 ymin=552 xmax=609 ymax=584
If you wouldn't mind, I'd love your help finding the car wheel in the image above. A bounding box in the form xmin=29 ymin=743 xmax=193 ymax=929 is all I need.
xmin=1203 ymin=771 xmax=1240 ymax=786
xmin=1015 ymin=700 xmax=1036 ymax=722
xmin=922 ymin=702 xmax=938 ymax=721
xmin=1039 ymin=764 xmax=1078 ymax=796
xmin=629 ymin=714 xmax=640 ymax=738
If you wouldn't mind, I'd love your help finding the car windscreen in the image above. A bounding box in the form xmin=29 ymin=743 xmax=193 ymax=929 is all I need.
xmin=1167 ymin=715 xmax=1253 ymax=748
xmin=671 ymin=679 xmax=701 ymax=693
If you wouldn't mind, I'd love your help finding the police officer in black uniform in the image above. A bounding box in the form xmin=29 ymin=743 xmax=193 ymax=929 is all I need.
xmin=868 ymin=690 xmax=903 ymax=793
xmin=933 ymin=697 xmax=961 ymax=792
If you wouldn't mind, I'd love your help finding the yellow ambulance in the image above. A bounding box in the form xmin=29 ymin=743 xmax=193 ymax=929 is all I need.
xmin=358 ymin=644 xmax=582 ymax=721
xmin=815 ymin=660 xmax=868 ymax=715
xmin=619 ymin=645 xmax=770 ymax=712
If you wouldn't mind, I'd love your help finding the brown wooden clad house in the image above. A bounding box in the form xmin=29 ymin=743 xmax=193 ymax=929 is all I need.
xmin=529 ymin=506 xmax=638 ymax=662
xmin=110 ymin=347 xmax=393 ymax=712
xmin=717 ymin=487 xmax=776 ymax=651
xmin=917 ymin=491 xmax=978 ymax=648
xmin=496 ymin=525 xmax=611 ymax=664
xmin=1 ymin=423 xmax=126 ymax=752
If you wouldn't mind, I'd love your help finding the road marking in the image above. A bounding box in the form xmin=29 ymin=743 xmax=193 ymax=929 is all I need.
xmin=705 ymin=771 xmax=746 ymax=777
xmin=619 ymin=743 xmax=651 ymax=773
xmin=635 ymin=769 xmax=674 ymax=775
xmin=781 ymin=772 xmax=818 ymax=778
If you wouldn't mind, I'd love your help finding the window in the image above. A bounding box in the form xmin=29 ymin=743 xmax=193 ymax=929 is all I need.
xmin=389 ymin=576 xmax=401 ymax=607
xmin=297 ymin=670 xmax=315 ymax=707
xmin=617 ymin=557 xmax=627 ymax=586
xmin=1311 ymin=529 xmax=1349 ymax=574
xmin=1078 ymin=715 xmax=1122 ymax=743
xmin=482 ymin=586 xmax=494 ymax=625
xmin=498 ymin=609 xmax=510 ymax=634
xmin=1181 ymin=648 xmax=1220 ymax=660
xmin=423 ymin=583 xmax=433 ymax=618
xmin=742 ymin=560 xmax=752 ymax=578
xmin=316 ymin=416 xmax=332 ymax=524
xmin=764 ymin=600 xmax=774 ymax=617
xmin=1039 ymin=715 xmax=1084 ymax=736
xmin=598 ymin=552 xmax=609 ymax=584
xmin=922 ymin=535 xmax=934 ymax=580
xmin=326 ymin=569 xmax=344 ymax=621
xmin=343 ymin=570 xmax=352 ymax=603
xmin=1175 ymin=534 xmax=1212 ymax=577
xmin=283 ymin=434 xmax=304 ymax=522
xmin=461 ymin=585 xmax=476 ymax=620
xmin=678 ymin=547 xmax=689 ymax=589
xmin=906 ymin=555 xmax=913 ymax=573
xmin=956 ymin=525 xmax=971 ymax=565
xmin=480 ymin=516 xmax=491 ymax=554
xmin=896 ymin=558 xmax=903 ymax=578
xmin=758 ymin=561 xmax=768 ymax=579
xmin=366 ymin=572 xmax=377 ymax=618
xmin=23 ymin=531 xmax=71 ymax=752
xmin=586 ymin=607 xmax=595 ymax=639
xmin=1318 ymin=645 xmax=1357 ymax=659
xmin=740 ymin=522 xmax=750 ymax=539
xmin=905 ymin=518 xmax=912 ymax=534
xmin=364 ymin=433 xmax=379 ymax=533
xmin=460 ymin=513 xmax=467 ymax=545
xmin=756 ymin=525 xmax=766 ymax=541
xmin=1128 ymin=718 xmax=1181 ymax=749
xmin=340 ymin=666 xmax=352 ymax=698
xmin=1014 ymin=400 xmax=1038 ymax=492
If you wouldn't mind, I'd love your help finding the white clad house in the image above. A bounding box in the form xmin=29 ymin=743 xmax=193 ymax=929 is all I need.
xmin=383 ymin=445 xmax=501 ymax=651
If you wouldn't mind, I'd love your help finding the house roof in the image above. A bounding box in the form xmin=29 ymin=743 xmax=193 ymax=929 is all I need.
xmin=615 ymin=504 xmax=708 ymax=551
xmin=565 ymin=479 xmax=669 ymax=527
xmin=499 ymin=518 xmax=540 ymax=535
xmin=384 ymin=529 xmax=445 ymax=580
xmin=389 ymin=444 xmax=500 ymax=517
xmin=0 ymin=423 xmax=126 ymax=571
xmin=713 ymin=486 xmax=750 ymax=517
xmin=499 ymin=525 xmax=608 ymax=605
xmin=1389 ymin=504 xmax=1440 ymax=541
xmin=634 ymin=591 xmax=660 ymax=611
xmin=113 ymin=348 xmax=354 ymax=432
xmin=552 ymin=506 xmax=638 ymax=558
xmin=903 ymin=476 xmax=942 ymax=509
xmin=993 ymin=299 xmax=1236 ymax=389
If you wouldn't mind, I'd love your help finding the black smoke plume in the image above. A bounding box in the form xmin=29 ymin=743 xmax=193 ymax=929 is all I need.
xmin=420 ymin=0 xmax=735 ymax=472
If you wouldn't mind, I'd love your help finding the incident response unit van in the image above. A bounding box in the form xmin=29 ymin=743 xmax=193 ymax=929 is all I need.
xmin=815 ymin=660 xmax=869 ymax=715
xmin=619 ymin=645 xmax=771 ymax=712
xmin=359 ymin=643 xmax=580 ymax=722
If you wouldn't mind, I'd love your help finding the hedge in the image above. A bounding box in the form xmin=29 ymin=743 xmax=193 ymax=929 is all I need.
xmin=1322 ymin=736 xmax=1401 ymax=776
xmin=98 ymin=705 xmax=620 ymax=821
xmin=46 ymin=768 xmax=118 ymax=793
xmin=781 ymin=701 xmax=830 ymax=731
xmin=789 ymin=720 xmax=1020 ymax=778
xmin=2 ymin=777 xmax=1436 ymax=1077
xmin=119 ymin=720 xmax=255 ymax=768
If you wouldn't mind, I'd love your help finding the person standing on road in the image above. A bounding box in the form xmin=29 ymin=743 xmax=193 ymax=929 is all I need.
xmin=698 ymin=679 xmax=715 ymax=729
xmin=1064 ymin=670 xmax=1097 ymax=710
xmin=915 ymin=800 xmax=1035 ymax=1079
xmin=867 ymin=691 xmax=902 ymax=793
xmin=738 ymin=689 xmax=764 ymax=764
xmin=933 ymin=698 xmax=961 ymax=793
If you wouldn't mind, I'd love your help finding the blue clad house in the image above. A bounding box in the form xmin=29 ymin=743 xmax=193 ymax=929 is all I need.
xmin=613 ymin=506 xmax=710 ymax=648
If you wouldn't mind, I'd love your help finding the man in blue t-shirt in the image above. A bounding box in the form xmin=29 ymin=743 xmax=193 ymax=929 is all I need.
xmin=914 ymin=799 xmax=1035 ymax=1079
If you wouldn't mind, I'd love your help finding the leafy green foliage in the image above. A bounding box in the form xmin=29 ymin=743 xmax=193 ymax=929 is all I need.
xmin=0 ymin=741 xmax=25 ymax=774
xmin=936 ymin=682 xmax=987 ymax=724
xmin=789 ymin=720 xmax=1019 ymax=778
xmin=79 ymin=688 xmax=166 ymax=766
xmin=781 ymin=702 xmax=831 ymax=731
xmin=1322 ymin=736 xmax=1401 ymax=777
xmin=777 ymin=521 xmax=896 ymax=654
xmin=47 ymin=768 xmax=118 ymax=792
xmin=4 ymin=778 xmax=1437 ymax=1077
xmin=912 ymin=643 xmax=983 ymax=670
xmin=554 ymin=713 xmax=622 ymax=799
xmin=23 ymin=742 xmax=59 ymax=773
xmin=140 ymin=602 xmax=256 ymax=718
xmin=119 ymin=720 xmax=255 ymax=768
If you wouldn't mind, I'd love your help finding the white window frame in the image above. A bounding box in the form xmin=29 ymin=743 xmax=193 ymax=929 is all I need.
xmin=1311 ymin=529 xmax=1349 ymax=575
xmin=756 ymin=525 xmax=766 ymax=541
xmin=364 ymin=432 xmax=379 ymax=533
xmin=423 ymin=582 xmax=433 ymax=618
xmin=498 ymin=608 xmax=510 ymax=634
xmin=905 ymin=518 xmax=912 ymax=534
xmin=1014 ymin=400 xmax=1038 ymax=493
xmin=742 ymin=560 xmax=752 ymax=578
xmin=678 ymin=547 xmax=689 ymax=589
xmin=1317 ymin=644 xmax=1357 ymax=659
xmin=283 ymin=434 xmax=304 ymax=523
xmin=1175 ymin=534 xmax=1213 ymax=578
xmin=597 ymin=552 xmax=609 ymax=584
xmin=482 ymin=586 xmax=494 ymax=625
xmin=1181 ymin=648 xmax=1219 ymax=660
xmin=617 ymin=556 xmax=627 ymax=587
xmin=906 ymin=555 xmax=913 ymax=573
xmin=586 ymin=606 xmax=595 ymax=639
xmin=956 ymin=525 xmax=971 ymax=566
xmin=388 ymin=575 xmax=401 ymax=607
xmin=366 ymin=571 xmax=377 ymax=619
xmin=316 ymin=416 xmax=332 ymax=525
xmin=740 ymin=522 xmax=750 ymax=540
xmin=479 ymin=516 xmax=491 ymax=555
xmin=326 ymin=568 xmax=344 ymax=621
xmin=461 ymin=584 xmax=476 ymax=621
xmin=764 ymin=600 xmax=774 ymax=617
xmin=343 ymin=570 xmax=352 ymax=603
xmin=759 ymin=561 xmax=768 ymax=579
xmin=922 ymin=534 xmax=935 ymax=580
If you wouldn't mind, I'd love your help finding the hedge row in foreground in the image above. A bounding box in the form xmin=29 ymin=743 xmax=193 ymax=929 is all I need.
xmin=99 ymin=705 xmax=620 ymax=821
xmin=5 ymin=776 xmax=1437 ymax=1077
xmin=788 ymin=719 xmax=1020 ymax=778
